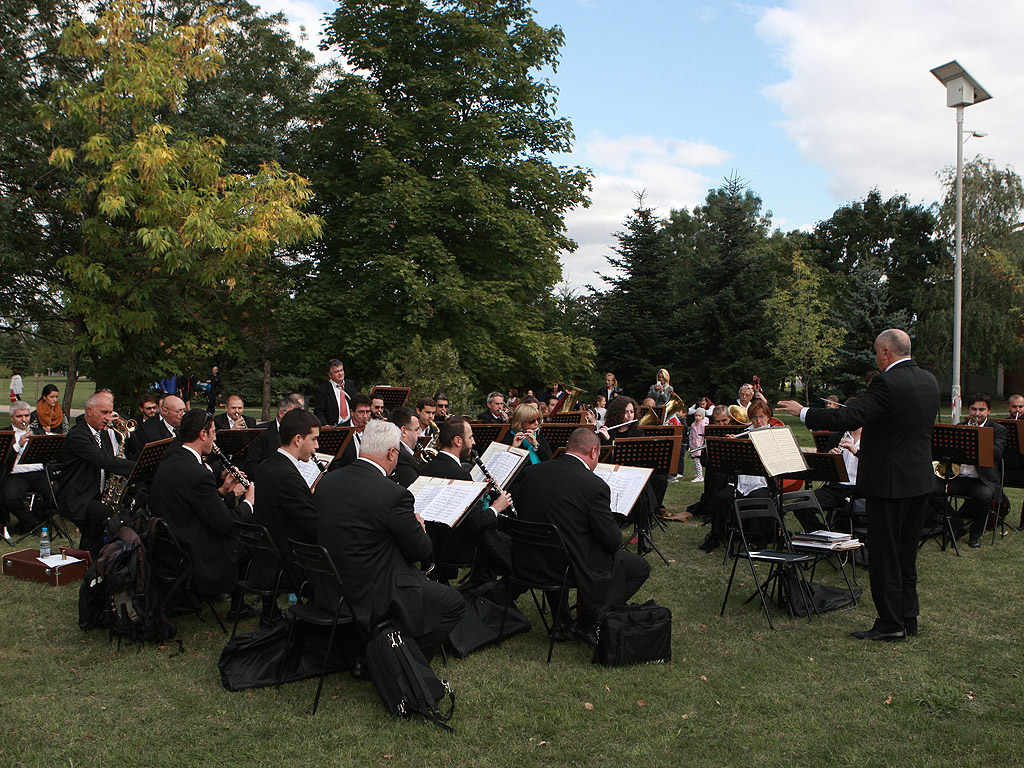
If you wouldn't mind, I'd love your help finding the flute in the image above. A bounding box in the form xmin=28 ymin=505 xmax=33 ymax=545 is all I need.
xmin=211 ymin=443 xmax=250 ymax=491
xmin=470 ymin=449 xmax=517 ymax=517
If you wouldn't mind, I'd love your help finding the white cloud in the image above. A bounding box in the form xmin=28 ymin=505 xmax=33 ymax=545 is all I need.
xmin=558 ymin=133 xmax=732 ymax=289
xmin=757 ymin=0 xmax=1024 ymax=209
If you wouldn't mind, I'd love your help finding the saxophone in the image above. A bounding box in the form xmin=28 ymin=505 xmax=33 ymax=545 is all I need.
xmin=101 ymin=417 xmax=136 ymax=507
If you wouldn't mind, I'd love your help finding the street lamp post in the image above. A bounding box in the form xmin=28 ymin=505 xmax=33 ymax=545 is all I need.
xmin=931 ymin=61 xmax=991 ymax=424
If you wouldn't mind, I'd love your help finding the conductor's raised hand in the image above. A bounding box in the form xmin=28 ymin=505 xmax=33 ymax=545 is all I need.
xmin=776 ymin=400 xmax=804 ymax=417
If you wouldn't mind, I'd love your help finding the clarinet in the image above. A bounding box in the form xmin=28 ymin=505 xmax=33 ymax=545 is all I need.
xmin=211 ymin=443 xmax=250 ymax=491
xmin=311 ymin=453 xmax=328 ymax=473
xmin=471 ymin=449 xmax=517 ymax=517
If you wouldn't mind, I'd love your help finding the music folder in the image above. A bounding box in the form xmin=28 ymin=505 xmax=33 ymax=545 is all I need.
xmin=594 ymin=463 xmax=653 ymax=518
xmin=408 ymin=476 xmax=488 ymax=528
xmin=747 ymin=426 xmax=808 ymax=477
xmin=469 ymin=442 xmax=529 ymax=488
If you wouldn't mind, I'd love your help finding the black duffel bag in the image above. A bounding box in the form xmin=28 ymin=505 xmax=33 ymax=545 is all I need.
xmin=592 ymin=600 xmax=671 ymax=667
xmin=447 ymin=580 xmax=530 ymax=659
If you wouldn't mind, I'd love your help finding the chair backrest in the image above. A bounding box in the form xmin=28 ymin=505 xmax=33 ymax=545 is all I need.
xmin=287 ymin=539 xmax=342 ymax=583
xmin=733 ymin=497 xmax=789 ymax=549
xmin=505 ymin=518 xmax=571 ymax=583
xmin=235 ymin=521 xmax=282 ymax=559
xmin=780 ymin=490 xmax=827 ymax=529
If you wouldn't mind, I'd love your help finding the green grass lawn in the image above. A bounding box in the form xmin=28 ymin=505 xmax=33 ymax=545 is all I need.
xmin=2 ymin=457 xmax=1022 ymax=768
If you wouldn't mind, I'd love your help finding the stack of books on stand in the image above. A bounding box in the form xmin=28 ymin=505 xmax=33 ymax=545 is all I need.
xmin=790 ymin=530 xmax=862 ymax=551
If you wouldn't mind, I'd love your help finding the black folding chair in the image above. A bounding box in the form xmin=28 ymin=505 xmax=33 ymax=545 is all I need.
xmin=721 ymin=497 xmax=817 ymax=630
xmin=498 ymin=518 xmax=573 ymax=664
xmin=148 ymin=517 xmax=226 ymax=634
xmin=982 ymin=460 xmax=1017 ymax=544
xmin=231 ymin=522 xmax=285 ymax=637
xmin=281 ymin=540 xmax=357 ymax=715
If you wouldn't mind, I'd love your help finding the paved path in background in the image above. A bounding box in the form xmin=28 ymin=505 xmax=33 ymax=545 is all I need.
xmin=1 ymin=404 xmax=85 ymax=417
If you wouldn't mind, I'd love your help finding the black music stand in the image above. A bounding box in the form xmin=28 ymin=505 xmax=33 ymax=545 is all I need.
xmin=547 ymin=411 xmax=587 ymax=424
xmin=316 ymin=427 xmax=355 ymax=468
xmin=926 ymin=423 xmax=995 ymax=556
xmin=370 ymin=386 xmax=410 ymax=410
xmin=611 ymin=437 xmax=679 ymax=565
xmin=131 ymin=438 xmax=174 ymax=488
xmin=990 ymin=419 xmax=1023 ymax=538
xmin=467 ymin=423 xmax=509 ymax=455
xmin=0 ymin=431 xmax=13 ymax=470
xmin=705 ymin=424 xmax=748 ymax=438
xmin=215 ymin=428 xmax=264 ymax=460
xmin=539 ymin=423 xmax=593 ymax=452
xmin=11 ymin=434 xmax=71 ymax=546
xmin=636 ymin=425 xmax=686 ymax=475
xmin=811 ymin=431 xmax=836 ymax=453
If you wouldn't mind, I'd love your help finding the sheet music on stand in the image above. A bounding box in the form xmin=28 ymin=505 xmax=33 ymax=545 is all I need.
xmin=469 ymin=442 xmax=529 ymax=487
xmin=408 ymin=476 xmax=488 ymax=528
xmin=297 ymin=458 xmax=325 ymax=489
xmin=594 ymin=463 xmax=653 ymax=518
xmin=747 ymin=426 xmax=808 ymax=477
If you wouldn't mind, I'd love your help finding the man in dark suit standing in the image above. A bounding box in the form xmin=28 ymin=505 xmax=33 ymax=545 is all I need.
xmin=316 ymin=421 xmax=464 ymax=661
xmin=213 ymin=395 xmax=257 ymax=432
xmin=151 ymin=409 xmax=254 ymax=601
xmin=57 ymin=392 xmax=136 ymax=555
xmin=511 ymin=428 xmax=650 ymax=643
xmin=387 ymin=406 xmax=422 ymax=488
xmin=779 ymin=328 xmax=939 ymax=641
xmin=946 ymin=394 xmax=1006 ymax=548
xmin=245 ymin=394 xmax=304 ymax=475
xmin=251 ymin=408 xmax=320 ymax=627
xmin=313 ymin=359 xmax=356 ymax=427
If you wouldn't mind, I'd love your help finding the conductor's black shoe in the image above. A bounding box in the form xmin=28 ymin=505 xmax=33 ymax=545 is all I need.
xmin=851 ymin=628 xmax=906 ymax=642
xmin=968 ymin=535 xmax=982 ymax=548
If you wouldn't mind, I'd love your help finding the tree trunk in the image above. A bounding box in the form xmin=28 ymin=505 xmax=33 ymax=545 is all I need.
xmin=262 ymin=359 xmax=271 ymax=421
xmin=63 ymin=328 xmax=83 ymax=415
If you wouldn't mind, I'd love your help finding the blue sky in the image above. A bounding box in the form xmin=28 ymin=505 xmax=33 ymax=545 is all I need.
xmin=258 ymin=1 xmax=1022 ymax=288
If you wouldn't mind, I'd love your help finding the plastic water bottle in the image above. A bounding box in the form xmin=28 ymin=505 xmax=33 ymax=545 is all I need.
xmin=39 ymin=527 xmax=51 ymax=558
xmin=287 ymin=593 xmax=297 ymax=605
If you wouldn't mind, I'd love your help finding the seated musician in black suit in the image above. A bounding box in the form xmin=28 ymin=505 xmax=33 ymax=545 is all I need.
xmin=315 ymin=420 xmax=464 ymax=661
xmin=213 ymin=395 xmax=257 ymax=432
xmin=2 ymin=401 xmax=48 ymax=535
xmin=151 ymin=409 xmax=254 ymax=606
xmin=477 ymin=391 xmax=508 ymax=424
xmin=432 ymin=392 xmax=450 ymax=423
xmin=245 ymin=394 xmax=304 ymax=475
xmin=500 ymin=403 xmax=553 ymax=463
xmin=510 ymin=428 xmax=650 ymax=644
xmin=415 ymin=397 xmax=438 ymax=445
xmin=419 ymin=416 xmax=513 ymax=580
xmin=944 ymin=394 xmax=1006 ymax=548
xmin=334 ymin=394 xmax=373 ymax=468
xmin=133 ymin=392 xmax=159 ymax=425
xmin=251 ymin=408 xmax=319 ymax=627
xmin=387 ymin=406 xmax=421 ymax=488
xmin=312 ymin=359 xmax=355 ymax=427
xmin=688 ymin=404 xmax=732 ymax=521
xmin=1005 ymin=394 xmax=1024 ymax=526
xmin=57 ymin=392 xmax=136 ymax=555
xmin=128 ymin=394 xmax=185 ymax=459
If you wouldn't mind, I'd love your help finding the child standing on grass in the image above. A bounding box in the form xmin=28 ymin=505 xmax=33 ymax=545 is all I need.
xmin=689 ymin=407 xmax=708 ymax=482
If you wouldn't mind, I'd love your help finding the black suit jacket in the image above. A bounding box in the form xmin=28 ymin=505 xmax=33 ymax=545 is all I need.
xmin=151 ymin=446 xmax=249 ymax=595
xmin=510 ymin=454 xmax=625 ymax=614
xmin=804 ymin=359 xmax=939 ymax=499
xmin=244 ymin=420 xmax=279 ymax=475
xmin=57 ymin=423 xmax=135 ymax=521
xmin=315 ymin=459 xmax=434 ymax=635
xmin=313 ymin=379 xmax=356 ymax=426
xmin=476 ymin=410 xmax=505 ymax=425
xmin=128 ymin=416 xmax=174 ymax=460
xmin=251 ymin=450 xmax=317 ymax=590
xmin=391 ymin=445 xmax=420 ymax=488
xmin=213 ymin=413 xmax=257 ymax=432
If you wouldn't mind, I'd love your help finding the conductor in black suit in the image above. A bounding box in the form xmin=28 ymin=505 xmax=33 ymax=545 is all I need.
xmin=151 ymin=409 xmax=255 ymax=600
xmin=313 ymin=359 xmax=356 ymax=427
xmin=251 ymin=408 xmax=320 ymax=626
xmin=57 ymin=392 xmax=136 ymax=555
xmin=315 ymin=420 xmax=464 ymax=661
xmin=779 ymin=329 xmax=939 ymax=641
xmin=946 ymin=394 xmax=1006 ymax=548
xmin=213 ymin=395 xmax=257 ymax=432
xmin=419 ymin=416 xmax=513 ymax=580
xmin=510 ymin=428 xmax=651 ymax=642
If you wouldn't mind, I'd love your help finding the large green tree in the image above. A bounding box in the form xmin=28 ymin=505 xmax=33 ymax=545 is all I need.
xmin=40 ymin=0 xmax=321 ymax=404
xmin=292 ymin=0 xmax=591 ymax=393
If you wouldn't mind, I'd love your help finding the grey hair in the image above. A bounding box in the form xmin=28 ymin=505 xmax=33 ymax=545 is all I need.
xmin=85 ymin=392 xmax=113 ymax=409
xmin=10 ymin=400 xmax=31 ymax=414
xmin=359 ymin=420 xmax=401 ymax=456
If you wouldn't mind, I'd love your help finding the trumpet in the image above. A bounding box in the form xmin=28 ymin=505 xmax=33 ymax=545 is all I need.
xmin=108 ymin=416 xmax=137 ymax=440
xmin=211 ymin=443 xmax=250 ymax=491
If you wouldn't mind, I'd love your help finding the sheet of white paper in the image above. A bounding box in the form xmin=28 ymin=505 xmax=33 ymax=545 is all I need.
xmin=469 ymin=442 xmax=529 ymax=486
xmin=37 ymin=554 xmax=84 ymax=567
xmin=748 ymin=426 xmax=807 ymax=476
xmin=409 ymin=477 xmax=488 ymax=527
xmin=296 ymin=457 xmax=323 ymax=489
xmin=594 ymin=463 xmax=653 ymax=517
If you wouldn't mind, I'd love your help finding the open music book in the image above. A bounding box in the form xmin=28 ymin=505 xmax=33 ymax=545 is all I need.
xmin=747 ymin=425 xmax=808 ymax=477
xmin=408 ymin=476 xmax=489 ymax=528
xmin=469 ymin=442 xmax=530 ymax=487
xmin=296 ymin=456 xmax=329 ymax=489
xmin=594 ymin=462 xmax=653 ymax=518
